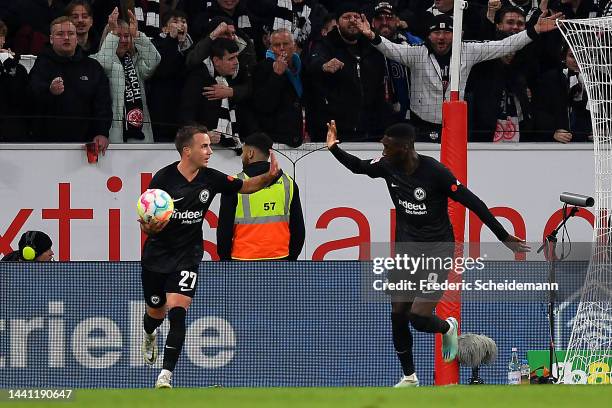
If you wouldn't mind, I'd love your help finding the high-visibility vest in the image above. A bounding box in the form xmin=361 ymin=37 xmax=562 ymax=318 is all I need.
xmin=231 ymin=172 xmax=294 ymax=260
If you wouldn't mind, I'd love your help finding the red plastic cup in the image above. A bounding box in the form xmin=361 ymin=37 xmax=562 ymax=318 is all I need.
xmin=86 ymin=142 xmax=99 ymax=164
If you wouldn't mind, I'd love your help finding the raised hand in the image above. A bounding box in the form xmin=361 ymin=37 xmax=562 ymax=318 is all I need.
xmin=268 ymin=151 xmax=279 ymax=177
xmin=209 ymin=22 xmax=235 ymax=40
xmin=326 ymin=120 xmax=339 ymax=149
xmin=108 ymin=7 xmax=119 ymax=34
xmin=273 ymin=52 xmax=289 ymax=75
xmin=487 ymin=0 xmax=502 ymax=23
xmin=357 ymin=13 xmax=375 ymax=40
xmin=127 ymin=9 xmax=139 ymax=38
xmin=208 ymin=131 xmax=222 ymax=144
xmin=167 ymin=20 xmax=179 ymax=39
xmin=534 ymin=11 xmax=564 ymax=34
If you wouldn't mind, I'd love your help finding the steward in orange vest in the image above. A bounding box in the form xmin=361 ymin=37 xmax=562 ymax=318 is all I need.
xmin=217 ymin=133 xmax=305 ymax=260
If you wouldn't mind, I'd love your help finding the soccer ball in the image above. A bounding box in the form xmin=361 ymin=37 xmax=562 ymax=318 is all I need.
xmin=137 ymin=189 xmax=174 ymax=222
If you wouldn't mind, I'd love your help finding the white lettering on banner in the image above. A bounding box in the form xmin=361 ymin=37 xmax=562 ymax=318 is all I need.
xmin=0 ymin=145 xmax=596 ymax=260
xmin=48 ymin=301 xmax=65 ymax=368
xmin=10 ymin=318 xmax=44 ymax=367
xmin=0 ymin=301 xmax=236 ymax=369
xmin=185 ymin=317 xmax=236 ymax=368
xmin=71 ymin=318 xmax=122 ymax=368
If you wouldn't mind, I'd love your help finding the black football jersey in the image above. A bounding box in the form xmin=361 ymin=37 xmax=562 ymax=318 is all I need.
xmin=330 ymin=146 xmax=509 ymax=243
xmin=142 ymin=162 xmax=243 ymax=273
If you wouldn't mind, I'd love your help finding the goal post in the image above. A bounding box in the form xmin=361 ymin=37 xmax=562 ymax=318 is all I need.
xmin=557 ymin=17 xmax=612 ymax=384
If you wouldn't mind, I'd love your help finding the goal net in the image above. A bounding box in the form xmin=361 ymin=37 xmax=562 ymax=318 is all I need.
xmin=557 ymin=17 xmax=612 ymax=384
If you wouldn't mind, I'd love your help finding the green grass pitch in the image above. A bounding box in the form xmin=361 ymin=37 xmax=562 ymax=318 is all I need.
xmin=4 ymin=386 xmax=611 ymax=408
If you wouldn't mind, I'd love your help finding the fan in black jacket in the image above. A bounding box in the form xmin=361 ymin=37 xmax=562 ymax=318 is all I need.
xmin=306 ymin=4 xmax=391 ymax=142
xmin=28 ymin=18 xmax=111 ymax=147
xmin=179 ymin=37 xmax=252 ymax=146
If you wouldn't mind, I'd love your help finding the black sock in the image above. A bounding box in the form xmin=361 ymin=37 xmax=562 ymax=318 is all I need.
xmin=163 ymin=307 xmax=187 ymax=372
xmin=391 ymin=312 xmax=415 ymax=376
xmin=143 ymin=313 xmax=164 ymax=335
xmin=409 ymin=313 xmax=450 ymax=334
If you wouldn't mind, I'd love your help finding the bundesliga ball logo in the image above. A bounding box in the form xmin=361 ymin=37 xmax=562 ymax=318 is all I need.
xmin=137 ymin=189 xmax=175 ymax=222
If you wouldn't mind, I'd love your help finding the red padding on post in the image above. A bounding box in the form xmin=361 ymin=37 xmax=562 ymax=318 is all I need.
xmin=435 ymin=100 xmax=468 ymax=385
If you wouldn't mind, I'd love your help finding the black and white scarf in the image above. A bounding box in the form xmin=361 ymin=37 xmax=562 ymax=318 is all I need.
xmin=273 ymin=0 xmax=312 ymax=47
xmin=121 ymin=54 xmax=145 ymax=141
xmin=203 ymin=57 xmax=242 ymax=150
xmin=134 ymin=0 xmax=160 ymax=36
xmin=205 ymin=1 xmax=252 ymax=30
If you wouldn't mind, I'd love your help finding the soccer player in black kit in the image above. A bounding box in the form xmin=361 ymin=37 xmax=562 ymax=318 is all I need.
xmin=327 ymin=120 xmax=530 ymax=386
xmin=139 ymin=125 xmax=279 ymax=388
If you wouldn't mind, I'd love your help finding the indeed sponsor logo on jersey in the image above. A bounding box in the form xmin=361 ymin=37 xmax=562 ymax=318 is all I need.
xmin=398 ymin=199 xmax=427 ymax=215
xmin=172 ymin=209 xmax=204 ymax=224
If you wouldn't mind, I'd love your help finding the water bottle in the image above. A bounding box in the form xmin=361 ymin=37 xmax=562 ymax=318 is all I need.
xmin=507 ymin=347 xmax=521 ymax=385
xmin=520 ymin=359 xmax=530 ymax=385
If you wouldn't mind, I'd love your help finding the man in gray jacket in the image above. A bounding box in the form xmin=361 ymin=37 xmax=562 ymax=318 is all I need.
xmin=357 ymin=11 xmax=561 ymax=142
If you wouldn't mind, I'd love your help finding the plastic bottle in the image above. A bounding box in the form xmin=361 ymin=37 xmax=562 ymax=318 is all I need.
xmin=507 ymin=347 xmax=521 ymax=385
xmin=520 ymin=359 xmax=530 ymax=385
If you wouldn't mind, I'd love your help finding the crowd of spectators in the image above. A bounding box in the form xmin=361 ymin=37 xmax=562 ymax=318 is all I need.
xmin=0 ymin=0 xmax=604 ymax=146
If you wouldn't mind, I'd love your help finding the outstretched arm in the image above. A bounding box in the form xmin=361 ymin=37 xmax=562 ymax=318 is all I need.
xmin=327 ymin=120 xmax=386 ymax=178
xmin=239 ymin=151 xmax=280 ymax=193
xmin=450 ymin=185 xmax=530 ymax=253
xmin=355 ymin=13 xmax=420 ymax=67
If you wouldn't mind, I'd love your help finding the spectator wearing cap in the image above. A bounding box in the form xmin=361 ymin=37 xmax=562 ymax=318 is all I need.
xmin=217 ymin=132 xmax=305 ymax=261
xmin=65 ymin=0 xmax=100 ymax=56
xmin=0 ymin=19 xmax=30 ymax=142
xmin=147 ymin=10 xmax=194 ymax=142
xmin=306 ymin=2 xmax=392 ymax=142
xmin=1 ymin=231 xmax=54 ymax=261
xmin=359 ymin=12 xmax=560 ymax=142
xmin=29 ymin=16 xmax=111 ymax=148
xmin=372 ymin=1 xmax=422 ymax=124
xmin=245 ymin=29 xmax=304 ymax=147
